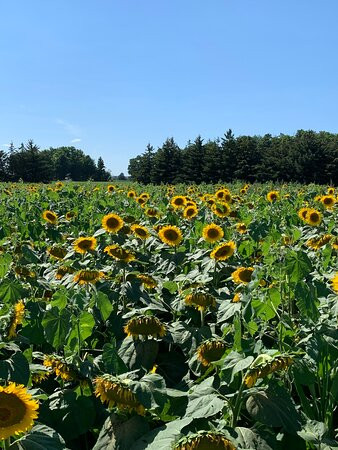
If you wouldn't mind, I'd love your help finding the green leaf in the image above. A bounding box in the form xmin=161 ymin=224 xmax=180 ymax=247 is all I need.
xmin=285 ymin=250 xmax=312 ymax=282
xmin=42 ymin=307 xmax=71 ymax=349
xmin=252 ymin=288 xmax=281 ymax=321
xmin=221 ymin=352 xmax=254 ymax=382
xmin=0 ymin=280 xmax=26 ymax=304
xmin=162 ymin=281 xmax=178 ymax=294
xmin=295 ymin=281 xmax=319 ymax=321
xmin=95 ymin=291 xmax=113 ymax=321
xmin=102 ymin=342 xmax=128 ymax=375
xmin=0 ymin=253 xmax=12 ymax=278
xmin=78 ymin=310 xmax=95 ymax=341
xmin=184 ymin=393 xmax=225 ymax=419
xmin=234 ymin=427 xmax=274 ymax=450
xmin=0 ymin=351 xmax=30 ymax=384
xmin=10 ymin=425 xmax=66 ymax=450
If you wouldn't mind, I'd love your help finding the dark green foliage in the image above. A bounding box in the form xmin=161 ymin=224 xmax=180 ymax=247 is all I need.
xmin=128 ymin=129 xmax=338 ymax=184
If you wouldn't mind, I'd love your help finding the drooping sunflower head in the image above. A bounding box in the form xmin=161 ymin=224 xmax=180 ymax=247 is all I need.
xmin=212 ymin=202 xmax=231 ymax=218
xmin=94 ymin=375 xmax=145 ymax=415
xmin=196 ymin=340 xmax=227 ymax=366
xmin=332 ymin=237 xmax=338 ymax=250
xmin=137 ymin=274 xmax=157 ymax=289
xmin=124 ymin=315 xmax=166 ymax=339
xmin=145 ymin=207 xmax=158 ymax=218
xmin=47 ymin=246 xmax=67 ymax=260
xmin=0 ymin=382 xmax=39 ymax=440
xmin=305 ymin=209 xmax=322 ymax=226
xmin=7 ymin=300 xmax=25 ymax=339
xmin=266 ymin=191 xmax=279 ymax=202
xmin=158 ymin=225 xmax=183 ymax=247
xmin=306 ymin=234 xmax=332 ymax=250
xmin=331 ymin=272 xmax=338 ymax=293
xmin=102 ymin=213 xmax=124 ymax=233
xmin=42 ymin=210 xmax=58 ymax=224
xmin=55 ymin=266 xmax=75 ymax=280
xmin=210 ymin=241 xmax=236 ymax=261
xmin=244 ymin=355 xmax=293 ymax=388
xmin=104 ymin=244 xmax=135 ymax=263
xmin=131 ymin=224 xmax=150 ymax=240
xmin=170 ymin=195 xmax=187 ymax=209
xmin=74 ymin=269 xmax=104 ymax=285
xmin=298 ymin=207 xmax=311 ymax=222
xmin=202 ymin=223 xmax=224 ymax=243
xmin=321 ymin=195 xmax=335 ymax=209
xmin=185 ymin=292 xmax=216 ymax=311
xmin=174 ymin=431 xmax=236 ymax=450
xmin=236 ymin=223 xmax=247 ymax=234
xmin=73 ymin=236 xmax=97 ymax=254
xmin=183 ymin=205 xmax=198 ymax=220
xmin=232 ymin=267 xmax=254 ymax=284
xmin=43 ymin=356 xmax=76 ymax=381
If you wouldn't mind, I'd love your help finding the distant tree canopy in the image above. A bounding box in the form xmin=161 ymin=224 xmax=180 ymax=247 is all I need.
xmin=0 ymin=141 xmax=111 ymax=182
xmin=128 ymin=130 xmax=338 ymax=185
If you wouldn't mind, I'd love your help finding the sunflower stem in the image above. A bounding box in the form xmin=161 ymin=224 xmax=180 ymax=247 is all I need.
xmin=3 ymin=438 xmax=11 ymax=450
xmin=200 ymin=308 xmax=205 ymax=327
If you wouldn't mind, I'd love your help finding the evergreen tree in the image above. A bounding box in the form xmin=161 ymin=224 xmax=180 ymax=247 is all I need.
xmin=182 ymin=136 xmax=205 ymax=183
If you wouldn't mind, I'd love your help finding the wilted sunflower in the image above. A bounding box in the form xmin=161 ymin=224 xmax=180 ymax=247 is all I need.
xmin=197 ymin=340 xmax=227 ymax=366
xmin=305 ymin=209 xmax=322 ymax=226
xmin=202 ymin=223 xmax=224 ymax=243
xmin=232 ymin=267 xmax=254 ymax=284
xmin=244 ymin=355 xmax=293 ymax=388
xmin=94 ymin=375 xmax=145 ymax=415
xmin=306 ymin=234 xmax=332 ymax=250
xmin=0 ymin=382 xmax=39 ymax=440
xmin=55 ymin=266 xmax=75 ymax=280
xmin=266 ymin=190 xmax=279 ymax=202
xmin=124 ymin=316 xmax=166 ymax=339
xmin=43 ymin=356 xmax=76 ymax=381
xmin=298 ymin=207 xmax=311 ymax=222
xmin=102 ymin=213 xmax=124 ymax=233
xmin=174 ymin=432 xmax=236 ymax=450
xmin=185 ymin=292 xmax=216 ymax=311
xmin=104 ymin=244 xmax=135 ymax=263
xmin=158 ymin=225 xmax=183 ymax=247
xmin=210 ymin=241 xmax=236 ymax=261
xmin=47 ymin=246 xmax=67 ymax=260
xmin=236 ymin=223 xmax=247 ymax=234
xmin=331 ymin=273 xmax=338 ymax=293
xmin=7 ymin=300 xmax=25 ymax=339
xmin=14 ymin=266 xmax=35 ymax=279
xmin=321 ymin=195 xmax=335 ymax=209
xmin=74 ymin=269 xmax=104 ymax=285
xmin=107 ymin=184 xmax=116 ymax=192
xmin=137 ymin=274 xmax=157 ymax=289
xmin=73 ymin=236 xmax=97 ymax=254
xmin=212 ymin=203 xmax=231 ymax=218
xmin=42 ymin=210 xmax=58 ymax=224
xmin=31 ymin=370 xmax=50 ymax=384
xmin=131 ymin=224 xmax=150 ymax=240
xmin=183 ymin=205 xmax=198 ymax=219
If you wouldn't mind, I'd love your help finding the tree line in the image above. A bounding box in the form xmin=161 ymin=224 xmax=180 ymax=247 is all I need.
xmin=0 ymin=140 xmax=111 ymax=182
xmin=128 ymin=130 xmax=338 ymax=185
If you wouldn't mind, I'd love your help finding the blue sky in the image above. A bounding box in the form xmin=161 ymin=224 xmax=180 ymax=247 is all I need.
xmin=1 ymin=0 xmax=337 ymax=174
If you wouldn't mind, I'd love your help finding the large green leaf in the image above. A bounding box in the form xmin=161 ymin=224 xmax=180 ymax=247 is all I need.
xmin=285 ymin=250 xmax=312 ymax=282
xmin=0 ymin=280 xmax=26 ymax=304
xmin=10 ymin=425 xmax=66 ymax=450
xmin=102 ymin=342 xmax=128 ymax=375
xmin=95 ymin=291 xmax=113 ymax=321
xmin=234 ymin=427 xmax=274 ymax=450
xmin=295 ymin=281 xmax=319 ymax=321
xmin=42 ymin=307 xmax=72 ymax=349
xmin=0 ymin=253 xmax=12 ymax=278
xmin=0 ymin=351 xmax=30 ymax=384
xmin=184 ymin=393 xmax=225 ymax=419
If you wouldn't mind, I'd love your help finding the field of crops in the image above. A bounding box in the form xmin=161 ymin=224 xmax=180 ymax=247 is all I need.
xmin=0 ymin=181 xmax=337 ymax=450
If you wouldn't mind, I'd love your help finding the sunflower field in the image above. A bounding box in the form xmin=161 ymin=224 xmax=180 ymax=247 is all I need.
xmin=0 ymin=181 xmax=337 ymax=450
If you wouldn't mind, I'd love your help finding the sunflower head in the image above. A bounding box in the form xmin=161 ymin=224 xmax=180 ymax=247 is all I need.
xmin=215 ymin=189 xmax=231 ymax=203
xmin=74 ymin=269 xmax=104 ymax=285
xmin=170 ymin=195 xmax=186 ymax=209
xmin=197 ymin=340 xmax=227 ymax=366
xmin=0 ymin=383 xmax=39 ymax=440
xmin=236 ymin=223 xmax=247 ymax=234
xmin=42 ymin=210 xmax=58 ymax=224
xmin=43 ymin=356 xmax=76 ymax=381
xmin=158 ymin=225 xmax=183 ymax=247
xmin=244 ymin=355 xmax=293 ymax=387
xmin=210 ymin=241 xmax=236 ymax=261
xmin=73 ymin=236 xmax=97 ymax=254
xmin=232 ymin=267 xmax=254 ymax=284
xmin=47 ymin=246 xmax=67 ymax=260
xmin=321 ymin=195 xmax=335 ymax=209
xmin=298 ymin=207 xmax=311 ymax=222
xmin=102 ymin=213 xmax=124 ymax=233
xmin=327 ymin=187 xmax=335 ymax=195
xmin=305 ymin=209 xmax=322 ymax=226
xmin=94 ymin=375 xmax=145 ymax=415
xmin=185 ymin=292 xmax=216 ymax=311
xmin=306 ymin=234 xmax=332 ymax=250
xmin=131 ymin=224 xmax=150 ymax=240
xmin=267 ymin=191 xmax=279 ymax=202
xmin=7 ymin=300 xmax=25 ymax=339
xmin=107 ymin=184 xmax=116 ymax=192
xmin=174 ymin=431 xmax=236 ymax=450
xmin=202 ymin=223 xmax=224 ymax=243
xmin=65 ymin=211 xmax=76 ymax=221
xmin=55 ymin=266 xmax=75 ymax=280
xmin=137 ymin=274 xmax=157 ymax=289
xmin=331 ymin=273 xmax=338 ymax=293
xmin=124 ymin=315 xmax=166 ymax=339
xmin=212 ymin=202 xmax=231 ymax=218
xmin=183 ymin=205 xmax=198 ymax=220
xmin=145 ymin=207 xmax=158 ymax=218
xmin=232 ymin=292 xmax=241 ymax=303
xmin=104 ymin=244 xmax=135 ymax=263
xmin=127 ymin=190 xmax=136 ymax=198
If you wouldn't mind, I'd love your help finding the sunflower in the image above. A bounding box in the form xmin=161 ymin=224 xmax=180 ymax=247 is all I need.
xmin=306 ymin=234 xmax=332 ymax=250
xmin=212 ymin=203 xmax=231 ymax=218
xmin=215 ymin=188 xmax=231 ymax=203
xmin=305 ymin=209 xmax=322 ymax=226
xmin=137 ymin=274 xmax=157 ymax=289
xmin=43 ymin=356 xmax=76 ymax=381
xmin=266 ymin=191 xmax=279 ymax=202
xmin=183 ymin=205 xmax=198 ymax=220
xmin=136 ymin=196 xmax=147 ymax=206
xmin=327 ymin=187 xmax=335 ymax=195
xmin=131 ymin=224 xmax=150 ymax=240
xmin=7 ymin=301 xmax=25 ymax=339
xmin=232 ymin=293 xmax=241 ymax=303
xmin=202 ymin=224 xmax=224 ymax=243
xmin=140 ymin=192 xmax=150 ymax=201
xmin=298 ymin=207 xmax=311 ymax=222
xmin=127 ymin=190 xmax=136 ymax=198
xmin=185 ymin=292 xmax=216 ymax=311
xmin=158 ymin=225 xmax=183 ymax=247
xmin=196 ymin=340 xmax=227 ymax=366
xmin=331 ymin=273 xmax=338 ymax=293
xmin=31 ymin=370 xmax=51 ymax=384
xmin=332 ymin=237 xmax=338 ymax=250
xmin=210 ymin=241 xmax=236 ymax=261
xmin=65 ymin=211 xmax=76 ymax=221
xmin=321 ymin=195 xmax=335 ymax=209
xmin=236 ymin=223 xmax=247 ymax=234
xmin=94 ymin=375 xmax=145 ymax=415
xmin=232 ymin=267 xmax=254 ymax=284
xmin=170 ymin=195 xmax=187 ymax=209
xmin=55 ymin=266 xmax=75 ymax=280
xmin=104 ymin=244 xmax=135 ymax=263
xmin=74 ymin=270 xmax=104 ymax=285
xmin=14 ymin=266 xmax=35 ymax=279
xmin=124 ymin=316 xmax=166 ymax=339
xmin=73 ymin=236 xmax=97 ymax=254
xmin=174 ymin=432 xmax=236 ymax=450
xmin=107 ymin=184 xmax=116 ymax=192
xmin=42 ymin=210 xmax=58 ymax=224
xmin=47 ymin=246 xmax=67 ymax=260
xmin=0 ymin=382 xmax=39 ymax=440
xmin=145 ymin=207 xmax=158 ymax=218
xmin=102 ymin=213 xmax=124 ymax=233
xmin=244 ymin=355 xmax=293 ymax=388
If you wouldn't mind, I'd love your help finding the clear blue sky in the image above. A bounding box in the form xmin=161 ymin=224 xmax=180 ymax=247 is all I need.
xmin=1 ymin=1 xmax=337 ymax=174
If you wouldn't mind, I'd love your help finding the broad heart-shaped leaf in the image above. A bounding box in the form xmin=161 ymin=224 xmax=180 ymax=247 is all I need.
xmin=246 ymin=382 xmax=302 ymax=434
xmin=0 ymin=351 xmax=30 ymax=384
xmin=92 ymin=413 xmax=149 ymax=450
xmin=217 ymin=300 xmax=241 ymax=323
xmin=221 ymin=351 xmax=254 ymax=383
xmin=118 ymin=338 xmax=159 ymax=371
xmin=285 ymin=250 xmax=312 ymax=283
xmin=184 ymin=393 xmax=225 ymax=419
xmin=10 ymin=424 xmax=66 ymax=450
xmin=234 ymin=427 xmax=274 ymax=450
xmin=42 ymin=307 xmax=72 ymax=349
xmin=130 ymin=373 xmax=167 ymax=411
xmin=252 ymin=288 xmax=281 ymax=321
xmin=295 ymin=281 xmax=319 ymax=321
xmin=102 ymin=342 xmax=128 ymax=375
xmin=130 ymin=417 xmax=193 ymax=450
xmin=0 ymin=279 xmax=26 ymax=304
xmin=94 ymin=291 xmax=113 ymax=321
xmin=0 ymin=253 xmax=12 ymax=278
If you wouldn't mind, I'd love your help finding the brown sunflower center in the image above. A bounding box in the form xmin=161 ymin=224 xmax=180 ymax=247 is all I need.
xmin=135 ymin=228 xmax=147 ymax=237
xmin=239 ymin=269 xmax=253 ymax=282
xmin=163 ymin=229 xmax=179 ymax=241
xmin=207 ymin=228 xmax=220 ymax=239
xmin=173 ymin=198 xmax=184 ymax=205
xmin=215 ymin=245 xmax=231 ymax=257
xmin=46 ymin=213 xmax=56 ymax=221
xmin=78 ymin=239 xmax=92 ymax=250
xmin=323 ymin=197 xmax=333 ymax=205
xmin=106 ymin=217 xmax=120 ymax=228
xmin=310 ymin=212 xmax=319 ymax=222
xmin=0 ymin=393 xmax=26 ymax=426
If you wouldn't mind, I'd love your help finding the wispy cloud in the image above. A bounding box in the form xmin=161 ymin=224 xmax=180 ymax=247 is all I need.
xmin=55 ymin=118 xmax=82 ymax=137
xmin=70 ymin=138 xmax=82 ymax=143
